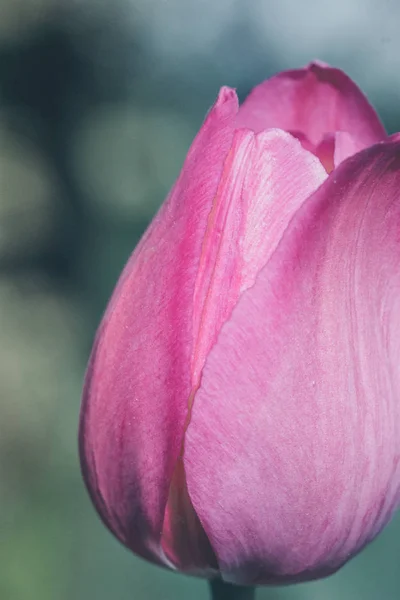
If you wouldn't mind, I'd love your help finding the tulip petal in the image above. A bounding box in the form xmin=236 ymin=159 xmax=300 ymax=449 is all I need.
xmin=236 ymin=61 xmax=386 ymax=150
xmin=191 ymin=128 xmax=326 ymax=385
xmin=79 ymin=87 xmax=238 ymax=570
xmin=316 ymin=131 xmax=370 ymax=172
xmin=184 ymin=142 xmax=400 ymax=584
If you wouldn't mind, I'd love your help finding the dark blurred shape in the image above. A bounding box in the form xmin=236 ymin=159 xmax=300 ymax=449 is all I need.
xmin=0 ymin=4 xmax=142 ymax=281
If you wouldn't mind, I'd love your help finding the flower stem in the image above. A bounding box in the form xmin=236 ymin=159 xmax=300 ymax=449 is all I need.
xmin=209 ymin=579 xmax=256 ymax=600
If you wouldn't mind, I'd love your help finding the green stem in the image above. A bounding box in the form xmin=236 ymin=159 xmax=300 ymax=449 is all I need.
xmin=209 ymin=579 xmax=256 ymax=600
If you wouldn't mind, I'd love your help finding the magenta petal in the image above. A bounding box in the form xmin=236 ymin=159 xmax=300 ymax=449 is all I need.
xmin=79 ymin=87 xmax=238 ymax=568
xmin=236 ymin=61 xmax=386 ymax=148
xmin=184 ymin=141 xmax=400 ymax=585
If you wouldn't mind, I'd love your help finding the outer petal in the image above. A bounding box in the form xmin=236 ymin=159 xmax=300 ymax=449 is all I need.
xmin=184 ymin=142 xmax=400 ymax=584
xmin=236 ymin=61 xmax=386 ymax=149
xmin=79 ymin=87 xmax=238 ymax=570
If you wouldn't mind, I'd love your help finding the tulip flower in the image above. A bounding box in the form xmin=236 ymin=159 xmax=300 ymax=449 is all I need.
xmin=79 ymin=61 xmax=400 ymax=593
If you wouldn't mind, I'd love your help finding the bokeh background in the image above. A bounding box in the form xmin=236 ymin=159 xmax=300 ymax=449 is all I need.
xmin=1 ymin=1 xmax=400 ymax=599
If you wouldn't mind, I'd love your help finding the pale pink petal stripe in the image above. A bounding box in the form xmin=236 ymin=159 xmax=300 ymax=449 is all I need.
xmin=192 ymin=128 xmax=326 ymax=385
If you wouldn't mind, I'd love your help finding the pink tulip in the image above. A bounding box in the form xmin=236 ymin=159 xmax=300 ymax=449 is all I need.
xmin=79 ymin=61 xmax=400 ymax=586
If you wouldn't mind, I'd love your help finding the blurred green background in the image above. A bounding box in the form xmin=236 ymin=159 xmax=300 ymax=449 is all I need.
xmin=1 ymin=1 xmax=400 ymax=599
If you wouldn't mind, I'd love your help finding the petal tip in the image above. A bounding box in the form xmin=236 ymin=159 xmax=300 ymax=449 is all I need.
xmin=307 ymin=59 xmax=330 ymax=70
xmin=215 ymin=86 xmax=239 ymax=111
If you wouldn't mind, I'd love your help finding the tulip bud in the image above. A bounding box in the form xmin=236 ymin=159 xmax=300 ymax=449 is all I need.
xmin=79 ymin=62 xmax=400 ymax=586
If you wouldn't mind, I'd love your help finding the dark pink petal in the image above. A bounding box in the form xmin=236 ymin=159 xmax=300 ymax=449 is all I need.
xmin=184 ymin=141 xmax=400 ymax=585
xmin=79 ymin=87 xmax=238 ymax=572
xmin=236 ymin=61 xmax=386 ymax=150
